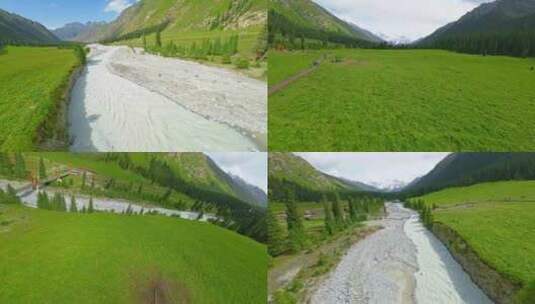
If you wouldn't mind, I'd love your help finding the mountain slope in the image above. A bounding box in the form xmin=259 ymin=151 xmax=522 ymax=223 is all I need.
xmin=52 ymin=22 xmax=108 ymax=42
xmin=81 ymin=0 xmax=267 ymax=43
xmin=0 ymin=9 xmax=59 ymax=44
xmin=419 ymin=0 xmax=535 ymax=57
xmin=403 ymin=153 xmax=535 ymax=196
xmin=269 ymin=153 xmax=377 ymax=201
xmin=269 ymin=0 xmax=382 ymax=43
xmin=422 ymin=0 xmax=535 ymax=43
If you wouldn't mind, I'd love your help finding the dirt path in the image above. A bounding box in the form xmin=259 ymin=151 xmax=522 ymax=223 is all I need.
xmin=268 ymin=63 xmax=321 ymax=96
xmin=69 ymin=44 xmax=261 ymax=152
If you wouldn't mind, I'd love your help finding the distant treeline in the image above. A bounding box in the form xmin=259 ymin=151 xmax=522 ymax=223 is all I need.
xmin=269 ymin=177 xmax=383 ymax=203
xmin=422 ymin=31 xmax=535 ymax=58
xmin=400 ymin=153 xmax=535 ymax=199
xmin=268 ymin=10 xmax=378 ymax=50
xmin=100 ymin=20 xmax=170 ymax=44
xmin=105 ymin=153 xmax=266 ymax=243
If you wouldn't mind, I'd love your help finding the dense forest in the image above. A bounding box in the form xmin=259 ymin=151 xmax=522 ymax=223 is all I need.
xmin=104 ymin=154 xmax=266 ymax=242
xmin=268 ymin=10 xmax=378 ymax=50
xmin=423 ymin=31 xmax=535 ymax=58
xmin=400 ymin=153 xmax=535 ymax=199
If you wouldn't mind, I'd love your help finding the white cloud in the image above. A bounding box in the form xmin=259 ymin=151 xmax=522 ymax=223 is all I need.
xmin=206 ymin=153 xmax=267 ymax=193
xmin=313 ymin=0 xmax=493 ymax=42
xmin=295 ymin=153 xmax=450 ymax=190
xmin=104 ymin=0 xmax=136 ymax=14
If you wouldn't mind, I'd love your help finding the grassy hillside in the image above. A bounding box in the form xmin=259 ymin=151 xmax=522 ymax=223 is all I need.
xmin=0 ymin=9 xmax=59 ymax=44
xmin=269 ymin=49 xmax=535 ymax=151
xmin=413 ymin=181 xmax=535 ymax=303
xmin=0 ymin=204 xmax=266 ymax=303
xmin=268 ymin=0 xmax=382 ymax=49
xmin=0 ymin=47 xmax=81 ymax=151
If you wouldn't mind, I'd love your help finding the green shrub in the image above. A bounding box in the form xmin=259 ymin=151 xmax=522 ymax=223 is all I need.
xmin=234 ymin=56 xmax=250 ymax=69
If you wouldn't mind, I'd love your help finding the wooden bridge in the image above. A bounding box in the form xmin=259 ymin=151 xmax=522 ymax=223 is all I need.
xmin=16 ymin=168 xmax=73 ymax=197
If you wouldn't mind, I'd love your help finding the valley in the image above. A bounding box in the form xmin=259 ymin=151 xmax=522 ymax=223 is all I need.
xmin=268 ymin=153 xmax=535 ymax=304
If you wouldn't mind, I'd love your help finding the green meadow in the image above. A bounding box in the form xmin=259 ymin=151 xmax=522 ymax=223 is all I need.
xmin=415 ymin=181 xmax=535 ymax=302
xmin=269 ymin=49 xmax=535 ymax=151
xmin=0 ymin=47 xmax=79 ymax=151
xmin=0 ymin=204 xmax=267 ymax=304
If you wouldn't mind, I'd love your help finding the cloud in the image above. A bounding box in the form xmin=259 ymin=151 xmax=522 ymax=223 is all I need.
xmin=295 ymin=153 xmax=450 ymax=189
xmin=206 ymin=153 xmax=267 ymax=193
xmin=104 ymin=0 xmax=136 ymax=14
xmin=313 ymin=0 xmax=492 ymax=41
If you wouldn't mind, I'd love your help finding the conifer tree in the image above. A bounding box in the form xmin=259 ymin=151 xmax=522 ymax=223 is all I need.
xmin=81 ymin=171 xmax=87 ymax=190
xmin=156 ymin=30 xmax=162 ymax=48
xmin=331 ymin=193 xmax=345 ymax=229
xmin=267 ymin=207 xmax=285 ymax=256
xmin=38 ymin=157 xmax=47 ymax=180
xmin=322 ymin=195 xmax=335 ymax=235
xmin=70 ymin=195 xmax=78 ymax=213
xmin=14 ymin=153 xmax=26 ymax=179
xmin=348 ymin=197 xmax=358 ymax=222
xmin=285 ymin=189 xmax=305 ymax=252
xmin=88 ymin=196 xmax=94 ymax=213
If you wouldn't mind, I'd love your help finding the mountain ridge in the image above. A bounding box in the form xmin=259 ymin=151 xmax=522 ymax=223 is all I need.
xmin=0 ymin=9 xmax=60 ymax=44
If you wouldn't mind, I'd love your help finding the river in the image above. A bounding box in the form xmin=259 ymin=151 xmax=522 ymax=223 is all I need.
xmin=311 ymin=203 xmax=493 ymax=304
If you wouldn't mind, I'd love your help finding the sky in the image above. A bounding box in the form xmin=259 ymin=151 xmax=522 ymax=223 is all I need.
xmin=313 ymin=0 xmax=494 ymax=42
xmin=0 ymin=0 xmax=138 ymax=29
xmin=206 ymin=153 xmax=267 ymax=193
xmin=296 ymin=153 xmax=450 ymax=190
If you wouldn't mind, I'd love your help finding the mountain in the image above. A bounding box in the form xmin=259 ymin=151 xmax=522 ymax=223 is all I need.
xmin=402 ymin=153 xmax=535 ymax=196
xmin=80 ymin=0 xmax=267 ymax=43
xmin=419 ymin=0 xmax=535 ymax=56
xmin=228 ymin=174 xmax=268 ymax=207
xmin=0 ymin=9 xmax=59 ymax=44
xmin=52 ymin=22 xmax=108 ymax=42
xmin=269 ymin=153 xmax=377 ymax=202
xmin=269 ymin=0 xmax=383 ymax=44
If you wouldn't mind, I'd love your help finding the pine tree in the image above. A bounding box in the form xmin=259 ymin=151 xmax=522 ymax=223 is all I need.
xmin=38 ymin=157 xmax=47 ymax=180
xmin=156 ymin=30 xmax=162 ymax=48
xmin=267 ymin=208 xmax=285 ymax=256
xmin=81 ymin=171 xmax=87 ymax=190
xmin=331 ymin=193 xmax=345 ymax=229
xmin=14 ymin=153 xmax=26 ymax=179
xmin=285 ymin=189 xmax=305 ymax=252
xmin=88 ymin=196 xmax=94 ymax=213
xmin=142 ymin=34 xmax=147 ymax=49
xmin=70 ymin=195 xmax=78 ymax=213
xmin=348 ymin=197 xmax=358 ymax=222
xmin=322 ymin=195 xmax=335 ymax=235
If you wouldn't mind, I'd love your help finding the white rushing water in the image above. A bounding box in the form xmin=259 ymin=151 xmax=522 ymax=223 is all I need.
xmin=1 ymin=180 xmax=214 ymax=221
xmin=69 ymin=45 xmax=259 ymax=152
xmin=311 ymin=203 xmax=493 ymax=304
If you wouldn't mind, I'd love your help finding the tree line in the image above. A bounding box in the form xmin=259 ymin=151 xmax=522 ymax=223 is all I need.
xmin=423 ymin=31 xmax=535 ymax=58
xmin=102 ymin=153 xmax=266 ymax=242
xmin=404 ymin=199 xmax=434 ymax=229
xmin=268 ymin=189 xmax=384 ymax=257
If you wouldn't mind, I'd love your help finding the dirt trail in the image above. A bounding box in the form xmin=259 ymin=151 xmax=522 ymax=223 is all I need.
xmin=268 ymin=62 xmax=321 ymax=96
xmin=69 ymin=44 xmax=261 ymax=152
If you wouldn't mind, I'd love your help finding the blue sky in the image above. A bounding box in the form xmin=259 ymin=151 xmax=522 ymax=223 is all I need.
xmin=0 ymin=0 xmax=137 ymax=29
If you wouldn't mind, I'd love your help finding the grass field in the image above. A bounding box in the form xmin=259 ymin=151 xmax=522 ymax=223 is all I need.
xmin=0 ymin=47 xmax=79 ymax=151
xmin=415 ymin=181 xmax=535 ymax=302
xmin=269 ymin=49 xmax=535 ymax=151
xmin=268 ymin=51 xmax=321 ymax=85
xmin=0 ymin=204 xmax=267 ymax=303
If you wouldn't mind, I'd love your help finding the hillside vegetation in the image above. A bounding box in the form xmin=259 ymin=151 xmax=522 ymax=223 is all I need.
xmin=0 ymin=9 xmax=59 ymax=44
xmin=0 ymin=203 xmax=266 ymax=304
xmin=269 ymin=49 xmax=535 ymax=151
xmin=412 ymin=181 xmax=535 ymax=303
xmin=0 ymin=47 xmax=82 ymax=151
xmin=0 ymin=152 xmax=266 ymax=241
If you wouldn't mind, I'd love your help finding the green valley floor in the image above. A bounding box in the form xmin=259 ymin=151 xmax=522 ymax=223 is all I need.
xmin=268 ymin=49 xmax=535 ymax=151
